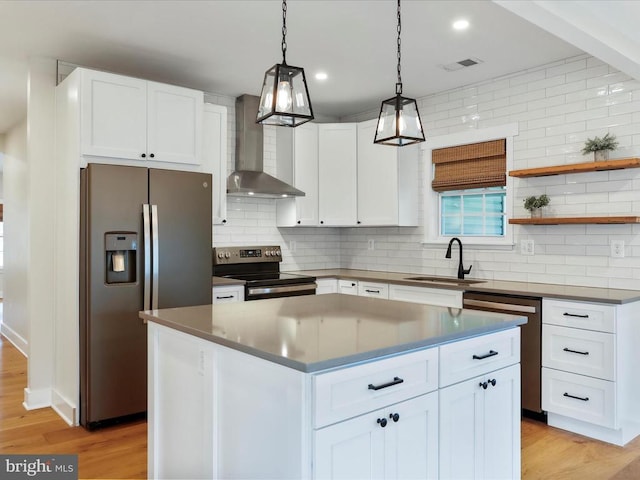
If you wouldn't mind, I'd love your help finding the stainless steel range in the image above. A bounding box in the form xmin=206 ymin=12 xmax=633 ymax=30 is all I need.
xmin=213 ymin=246 xmax=316 ymax=300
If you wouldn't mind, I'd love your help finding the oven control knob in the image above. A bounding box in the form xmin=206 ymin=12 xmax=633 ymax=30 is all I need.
xmin=265 ymin=251 xmax=271 ymax=257
xmin=275 ymin=249 xmax=281 ymax=256
xmin=225 ymin=252 xmax=230 ymax=259
xmin=217 ymin=252 xmax=224 ymax=259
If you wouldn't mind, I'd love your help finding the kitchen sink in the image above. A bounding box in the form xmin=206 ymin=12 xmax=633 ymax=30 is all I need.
xmin=404 ymin=276 xmax=486 ymax=285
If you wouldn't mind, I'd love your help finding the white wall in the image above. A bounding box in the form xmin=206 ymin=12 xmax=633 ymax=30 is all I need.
xmin=2 ymin=119 xmax=28 ymax=353
xmin=24 ymin=58 xmax=57 ymax=410
xmin=339 ymin=54 xmax=640 ymax=289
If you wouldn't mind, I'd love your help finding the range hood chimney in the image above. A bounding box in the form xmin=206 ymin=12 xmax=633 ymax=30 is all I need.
xmin=227 ymin=94 xmax=305 ymax=198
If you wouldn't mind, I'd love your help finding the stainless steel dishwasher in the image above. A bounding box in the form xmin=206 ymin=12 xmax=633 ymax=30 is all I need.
xmin=463 ymin=291 xmax=544 ymax=420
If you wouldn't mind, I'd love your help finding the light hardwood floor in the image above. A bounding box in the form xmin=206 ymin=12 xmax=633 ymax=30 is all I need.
xmin=1 ymin=334 xmax=640 ymax=479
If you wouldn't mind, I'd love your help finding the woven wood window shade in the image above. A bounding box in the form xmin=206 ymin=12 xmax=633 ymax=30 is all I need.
xmin=432 ymin=139 xmax=506 ymax=192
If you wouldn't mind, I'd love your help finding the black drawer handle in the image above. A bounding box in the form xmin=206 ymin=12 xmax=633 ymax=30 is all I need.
xmin=563 ymin=347 xmax=589 ymax=356
xmin=563 ymin=312 xmax=589 ymax=318
xmin=564 ymin=392 xmax=589 ymax=402
xmin=368 ymin=376 xmax=404 ymax=391
xmin=365 ymin=289 xmax=380 ymax=294
xmin=216 ymin=295 xmax=234 ymax=300
xmin=473 ymin=350 xmax=498 ymax=360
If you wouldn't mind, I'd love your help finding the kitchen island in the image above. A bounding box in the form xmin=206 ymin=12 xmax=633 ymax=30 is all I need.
xmin=140 ymin=294 xmax=527 ymax=480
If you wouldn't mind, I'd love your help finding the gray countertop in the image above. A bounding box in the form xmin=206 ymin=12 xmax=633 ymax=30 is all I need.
xmin=291 ymin=268 xmax=640 ymax=304
xmin=211 ymin=276 xmax=245 ymax=287
xmin=140 ymin=294 xmax=526 ymax=373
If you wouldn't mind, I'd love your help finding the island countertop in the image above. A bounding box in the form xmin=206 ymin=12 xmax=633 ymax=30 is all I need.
xmin=140 ymin=293 xmax=526 ymax=373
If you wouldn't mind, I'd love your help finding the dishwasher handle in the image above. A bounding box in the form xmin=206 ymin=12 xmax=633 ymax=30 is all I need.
xmin=463 ymin=298 xmax=537 ymax=314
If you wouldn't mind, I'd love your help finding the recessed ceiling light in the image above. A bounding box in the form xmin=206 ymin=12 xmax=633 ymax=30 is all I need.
xmin=315 ymin=72 xmax=328 ymax=81
xmin=453 ymin=19 xmax=469 ymax=31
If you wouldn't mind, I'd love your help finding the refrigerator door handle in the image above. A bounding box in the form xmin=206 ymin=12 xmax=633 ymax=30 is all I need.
xmin=151 ymin=204 xmax=160 ymax=310
xmin=143 ymin=204 xmax=151 ymax=311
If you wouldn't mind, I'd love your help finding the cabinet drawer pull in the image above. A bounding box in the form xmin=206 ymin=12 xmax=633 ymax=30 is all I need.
xmin=563 ymin=392 xmax=589 ymax=402
xmin=377 ymin=418 xmax=387 ymax=428
xmin=563 ymin=312 xmax=589 ymax=318
xmin=368 ymin=376 xmax=404 ymax=391
xmin=216 ymin=295 xmax=234 ymax=300
xmin=563 ymin=347 xmax=589 ymax=356
xmin=389 ymin=413 xmax=400 ymax=422
xmin=472 ymin=350 xmax=498 ymax=360
xmin=365 ymin=289 xmax=380 ymax=294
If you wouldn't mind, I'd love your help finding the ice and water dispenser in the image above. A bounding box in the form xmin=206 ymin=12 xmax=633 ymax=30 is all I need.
xmin=105 ymin=232 xmax=138 ymax=284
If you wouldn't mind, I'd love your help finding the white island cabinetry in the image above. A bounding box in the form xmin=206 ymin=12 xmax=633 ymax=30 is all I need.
xmin=439 ymin=328 xmax=521 ymax=479
xmin=146 ymin=300 xmax=523 ymax=480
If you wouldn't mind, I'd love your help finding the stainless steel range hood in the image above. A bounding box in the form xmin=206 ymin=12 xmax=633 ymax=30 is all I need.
xmin=227 ymin=95 xmax=304 ymax=198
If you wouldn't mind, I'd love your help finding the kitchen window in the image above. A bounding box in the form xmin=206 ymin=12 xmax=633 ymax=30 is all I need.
xmin=440 ymin=187 xmax=506 ymax=237
xmin=422 ymin=123 xmax=518 ymax=248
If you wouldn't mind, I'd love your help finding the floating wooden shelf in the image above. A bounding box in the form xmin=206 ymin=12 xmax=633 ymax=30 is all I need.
xmin=509 ymin=216 xmax=640 ymax=225
xmin=509 ymin=157 xmax=640 ymax=178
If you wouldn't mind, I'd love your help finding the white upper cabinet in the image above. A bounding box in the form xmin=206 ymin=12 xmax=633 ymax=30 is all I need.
xmin=318 ymin=123 xmax=358 ymax=226
xmin=277 ymin=122 xmax=319 ymax=226
xmin=80 ymin=69 xmax=203 ymax=165
xmin=357 ymin=119 xmax=419 ymax=226
xmin=146 ymin=81 xmax=203 ymax=165
xmin=203 ymin=103 xmax=228 ymax=225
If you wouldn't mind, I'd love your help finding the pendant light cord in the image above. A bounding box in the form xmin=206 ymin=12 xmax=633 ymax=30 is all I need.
xmin=281 ymin=0 xmax=288 ymax=64
xmin=396 ymin=0 xmax=403 ymax=94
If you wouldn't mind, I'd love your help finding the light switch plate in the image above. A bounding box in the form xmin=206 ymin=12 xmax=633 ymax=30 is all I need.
xmin=368 ymin=239 xmax=375 ymax=251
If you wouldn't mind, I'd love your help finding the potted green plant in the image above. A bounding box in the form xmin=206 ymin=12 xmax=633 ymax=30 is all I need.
xmin=581 ymin=133 xmax=618 ymax=161
xmin=523 ymin=194 xmax=550 ymax=218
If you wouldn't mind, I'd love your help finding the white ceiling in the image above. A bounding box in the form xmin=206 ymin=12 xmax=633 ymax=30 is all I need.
xmin=0 ymin=0 xmax=591 ymax=134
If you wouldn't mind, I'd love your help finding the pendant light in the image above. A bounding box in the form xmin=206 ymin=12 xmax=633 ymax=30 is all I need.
xmin=374 ymin=0 xmax=425 ymax=146
xmin=257 ymin=0 xmax=314 ymax=127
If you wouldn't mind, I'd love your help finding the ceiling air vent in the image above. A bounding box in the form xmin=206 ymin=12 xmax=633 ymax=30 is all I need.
xmin=441 ymin=57 xmax=483 ymax=72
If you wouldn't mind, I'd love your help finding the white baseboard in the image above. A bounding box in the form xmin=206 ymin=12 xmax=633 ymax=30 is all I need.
xmin=51 ymin=389 xmax=77 ymax=426
xmin=547 ymin=412 xmax=640 ymax=446
xmin=23 ymin=387 xmax=52 ymax=410
xmin=1 ymin=323 xmax=28 ymax=357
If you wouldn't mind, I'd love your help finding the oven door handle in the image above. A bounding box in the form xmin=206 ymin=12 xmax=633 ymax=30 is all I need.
xmin=248 ymin=283 xmax=317 ymax=296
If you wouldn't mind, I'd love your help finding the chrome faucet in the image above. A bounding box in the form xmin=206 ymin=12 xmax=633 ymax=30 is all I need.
xmin=445 ymin=237 xmax=472 ymax=280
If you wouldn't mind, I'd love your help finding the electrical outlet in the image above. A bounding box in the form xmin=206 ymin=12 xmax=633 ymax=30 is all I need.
xmin=521 ymin=239 xmax=534 ymax=256
xmin=368 ymin=239 xmax=375 ymax=251
xmin=611 ymin=240 xmax=625 ymax=258
xmin=289 ymin=240 xmax=297 ymax=253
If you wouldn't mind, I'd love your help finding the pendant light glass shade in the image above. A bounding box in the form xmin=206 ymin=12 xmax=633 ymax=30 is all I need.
xmin=374 ymin=87 xmax=425 ymax=146
xmin=257 ymin=62 xmax=314 ymax=127
xmin=256 ymin=0 xmax=314 ymax=127
xmin=374 ymin=0 xmax=425 ymax=146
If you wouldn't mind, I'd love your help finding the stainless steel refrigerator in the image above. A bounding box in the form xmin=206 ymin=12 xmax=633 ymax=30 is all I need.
xmin=80 ymin=163 xmax=212 ymax=429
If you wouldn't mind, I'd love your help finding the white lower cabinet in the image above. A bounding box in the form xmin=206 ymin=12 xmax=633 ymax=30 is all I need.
xmin=439 ymin=328 xmax=521 ymax=480
xmin=439 ymin=364 xmax=520 ymax=480
xmin=314 ymin=392 xmax=439 ymax=480
xmin=389 ymin=284 xmax=462 ymax=308
xmin=316 ymin=278 xmax=338 ymax=295
xmin=358 ymin=281 xmax=389 ymax=299
xmin=542 ymin=297 xmax=640 ymax=445
xmin=338 ymin=279 xmax=359 ymax=295
xmin=212 ymin=285 xmax=244 ymax=303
